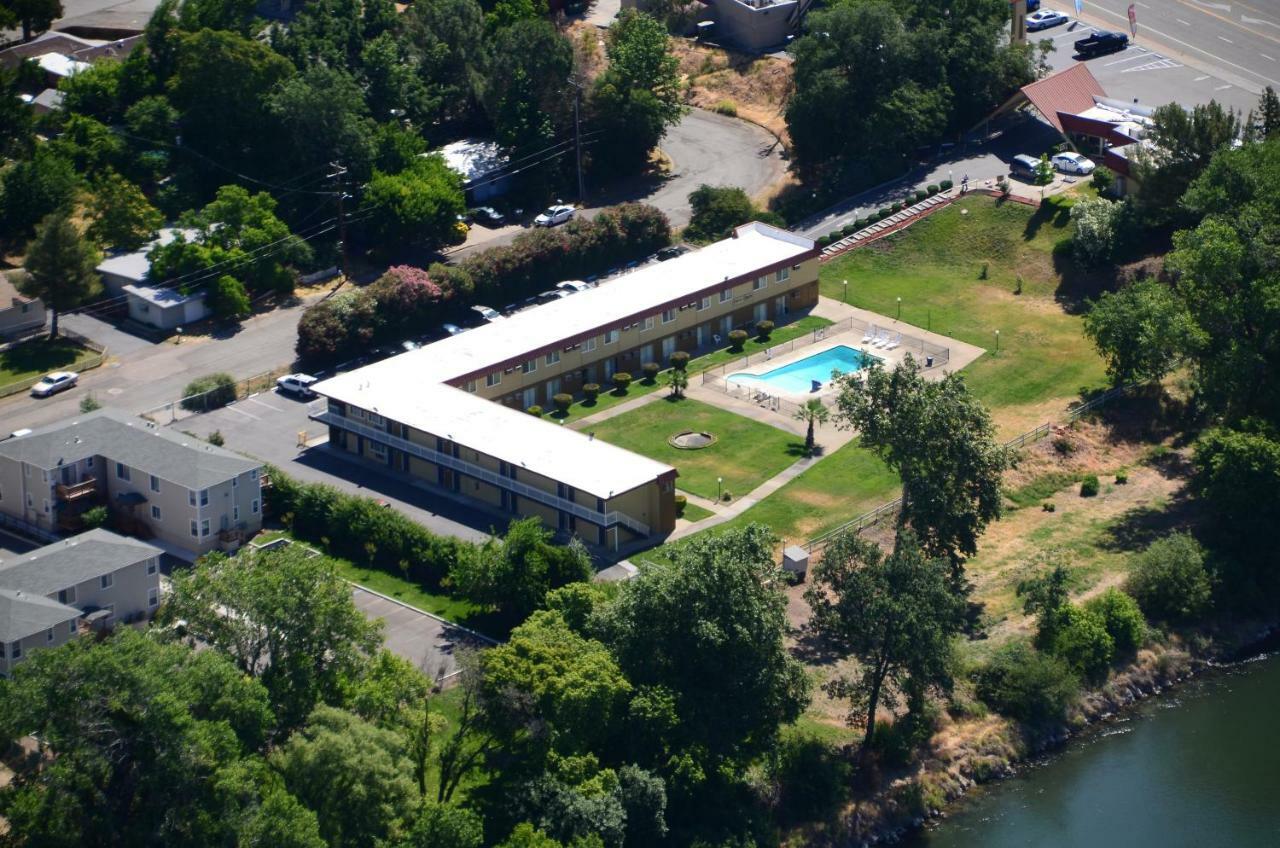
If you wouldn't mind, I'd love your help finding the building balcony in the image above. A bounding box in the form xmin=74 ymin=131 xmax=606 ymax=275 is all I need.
xmin=55 ymin=478 xmax=99 ymax=502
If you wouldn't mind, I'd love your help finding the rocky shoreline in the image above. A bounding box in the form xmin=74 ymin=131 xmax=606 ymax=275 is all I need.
xmin=809 ymin=622 xmax=1280 ymax=848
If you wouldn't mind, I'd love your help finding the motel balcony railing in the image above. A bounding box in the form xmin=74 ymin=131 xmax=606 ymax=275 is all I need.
xmin=309 ymin=410 xmax=651 ymax=537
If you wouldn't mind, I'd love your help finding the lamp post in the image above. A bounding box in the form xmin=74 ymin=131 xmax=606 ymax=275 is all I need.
xmin=717 ymin=476 xmax=723 ymax=500
xmin=842 ymin=279 xmax=848 ymax=303
xmin=995 ymin=329 xmax=1000 ymax=353
xmin=896 ymin=296 xmax=902 ymax=320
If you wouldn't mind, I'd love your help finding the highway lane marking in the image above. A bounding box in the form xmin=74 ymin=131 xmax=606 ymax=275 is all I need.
xmin=1192 ymin=1 xmax=1232 ymax=10
xmin=1216 ymin=83 xmax=1234 ymax=89
xmin=1241 ymin=16 xmax=1280 ymax=29
xmin=1218 ymin=35 xmax=1235 ymax=43
xmin=1174 ymin=0 xmax=1280 ymax=48
xmin=1178 ymin=18 xmax=1192 ymax=25
xmin=1263 ymin=53 xmax=1278 ymax=61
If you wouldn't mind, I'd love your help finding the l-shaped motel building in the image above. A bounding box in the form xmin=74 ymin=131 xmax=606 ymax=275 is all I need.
xmin=312 ymin=223 xmax=820 ymax=550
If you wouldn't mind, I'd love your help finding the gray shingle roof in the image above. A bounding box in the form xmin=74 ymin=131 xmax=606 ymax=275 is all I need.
xmin=0 ymin=589 xmax=78 ymax=643
xmin=0 ymin=529 xmax=160 ymax=597
xmin=0 ymin=409 xmax=260 ymax=490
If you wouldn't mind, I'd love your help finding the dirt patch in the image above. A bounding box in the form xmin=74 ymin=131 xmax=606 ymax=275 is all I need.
xmin=671 ymin=39 xmax=793 ymax=146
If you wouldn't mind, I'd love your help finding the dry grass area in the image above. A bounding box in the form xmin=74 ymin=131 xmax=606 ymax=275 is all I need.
xmin=671 ymin=39 xmax=794 ymax=144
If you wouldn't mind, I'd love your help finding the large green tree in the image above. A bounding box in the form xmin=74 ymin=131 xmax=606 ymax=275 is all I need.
xmin=265 ymin=64 xmax=378 ymax=182
xmin=0 ymin=630 xmax=325 ymax=847
xmin=805 ymin=531 xmax=965 ymax=755
xmin=1083 ymin=278 xmax=1198 ymax=385
xmin=19 ymin=209 xmax=103 ymax=337
xmin=85 ymin=170 xmax=163 ymax=250
xmin=834 ymin=355 xmax=1005 ymax=572
xmin=2 ymin=0 xmax=63 ymax=41
xmin=448 ymin=517 xmax=593 ymax=620
xmin=161 ymin=546 xmax=382 ymax=730
xmin=0 ymin=147 xmax=78 ymax=239
xmin=359 ymin=155 xmax=467 ymax=255
xmin=589 ymin=10 xmax=685 ymax=178
xmin=1132 ymin=100 xmax=1242 ymax=225
xmin=482 ymin=20 xmax=573 ymax=167
xmin=401 ymin=0 xmax=486 ymax=127
xmin=596 ymin=524 xmax=809 ymax=779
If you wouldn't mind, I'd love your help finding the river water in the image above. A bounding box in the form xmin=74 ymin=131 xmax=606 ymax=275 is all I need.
xmin=912 ymin=654 xmax=1280 ymax=848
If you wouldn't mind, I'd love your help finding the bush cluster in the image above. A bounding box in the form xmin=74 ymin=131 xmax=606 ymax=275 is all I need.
xmin=728 ymin=329 xmax=748 ymax=351
xmin=669 ymin=351 xmax=689 ymax=371
xmin=265 ymin=468 xmax=466 ymax=588
xmin=181 ymin=373 xmax=236 ymax=411
xmin=641 ymin=362 xmax=660 ymax=382
xmin=756 ymin=320 xmax=775 ymax=340
xmin=1080 ymin=474 xmax=1100 ymax=497
xmin=940 ymin=178 xmax=953 ymax=191
xmin=977 ymin=640 xmax=1080 ymax=725
xmin=1125 ymin=532 xmax=1214 ymax=624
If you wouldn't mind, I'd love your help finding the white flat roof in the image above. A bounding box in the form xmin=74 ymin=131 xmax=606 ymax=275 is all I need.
xmin=96 ymin=227 xmax=199 ymax=282
xmin=340 ymin=382 xmax=673 ymax=498
xmin=314 ymin=222 xmax=813 ymax=498
xmin=36 ymin=53 xmax=91 ymax=78
xmin=123 ymin=284 xmax=204 ymax=308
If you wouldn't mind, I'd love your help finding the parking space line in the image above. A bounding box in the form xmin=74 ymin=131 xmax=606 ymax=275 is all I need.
xmin=1215 ymin=83 xmax=1234 ymax=90
xmin=1218 ymin=35 xmax=1234 ymax=44
xmin=1263 ymin=53 xmax=1278 ymax=62
xmin=1194 ymin=74 xmax=1211 ymax=80
xmin=1104 ymin=51 xmax=1156 ymax=66
xmin=244 ymin=396 xmax=285 ymax=414
xmin=1177 ymin=18 xmax=1191 ymax=25
xmin=223 ymin=404 xmax=259 ymax=421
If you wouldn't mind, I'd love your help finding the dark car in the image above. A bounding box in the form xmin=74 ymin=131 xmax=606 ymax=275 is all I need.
xmin=1074 ymin=31 xmax=1129 ymax=58
xmin=468 ymin=206 xmax=506 ymax=227
xmin=657 ymin=245 xmax=688 ymax=261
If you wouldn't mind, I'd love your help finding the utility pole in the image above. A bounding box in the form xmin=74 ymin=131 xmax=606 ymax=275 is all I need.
xmin=328 ymin=161 xmax=350 ymax=281
xmin=567 ymin=75 xmax=585 ymax=204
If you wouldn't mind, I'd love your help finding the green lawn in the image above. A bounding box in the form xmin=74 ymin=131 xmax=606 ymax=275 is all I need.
xmin=0 ymin=336 xmax=95 ymax=387
xmin=678 ymin=501 xmax=715 ymax=523
xmin=586 ymin=397 xmax=805 ymax=501
xmin=553 ymin=315 xmax=833 ymax=425
xmin=822 ymin=194 xmax=1109 ymax=433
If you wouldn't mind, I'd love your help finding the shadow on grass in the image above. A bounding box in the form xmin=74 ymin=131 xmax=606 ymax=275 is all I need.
xmin=1022 ymin=196 xmax=1072 ymax=242
xmin=1051 ymin=240 xmax=1117 ymax=314
xmin=1 ymin=337 xmax=84 ymax=376
xmin=785 ymin=441 xmax=811 ymax=457
xmin=1099 ymin=492 xmax=1199 ymax=554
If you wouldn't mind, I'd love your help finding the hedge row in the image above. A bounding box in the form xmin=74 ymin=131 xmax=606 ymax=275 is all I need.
xmin=265 ymin=466 xmax=469 ymax=589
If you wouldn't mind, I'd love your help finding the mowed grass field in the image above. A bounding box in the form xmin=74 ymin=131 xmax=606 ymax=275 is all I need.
xmin=585 ymin=397 xmax=804 ymax=501
xmin=0 ymin=336 xmax=96 ymax=388
xmin=822 ymin=193 xmax=1109 ymax=436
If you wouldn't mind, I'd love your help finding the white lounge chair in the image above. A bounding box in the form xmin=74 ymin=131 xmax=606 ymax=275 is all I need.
xmin=872 ymin=332 xmax=889 ymax=349
xmin=885 ymin=334 xmax=901 ymax=351
xmin=862 ymin=326 xmax=875 ymax=344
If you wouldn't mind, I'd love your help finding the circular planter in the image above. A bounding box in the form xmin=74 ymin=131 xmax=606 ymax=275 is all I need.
xmin=668 ymin=430 xmax=717 ymax=450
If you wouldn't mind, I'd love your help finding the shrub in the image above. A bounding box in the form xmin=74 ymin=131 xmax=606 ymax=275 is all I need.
xmin=817 ymin=235 xmax=830 ymax=247
xmin=79 ymin=395 xmax=101 ymax=413
xmin=855 ymin=217 xmax=868 ymax=229
xmin=526 ymin=405 xmax=543 ymax=416
xmin=1091 ymin=166 xmax=1115 ymax=193
xmin=714 ymin=99 xmax=737 ymax=117
xmin=1083 ymin=588 xmax=1146 ymax=657
xmin=926 ymin=184 xmax=940 ymax=195
xmin=181 ymin=373 xmax=236 ymax=412
xmin=1125 ymin=532 xmax=1213 ymax=624
xmin=1052 ymin=436 xmax=1076 ymax=456
xmin=756 ymin=319 xmax=775 ymax=340
xmin=976 ymin=640 xmax=1080 ymax=725
xmin=82 ymin=505 xmax=109 ymax=530
xmin=914 ymin=189 xmax=927 ymax=202
xmin=728 ymin=329 xmax=748 ymax=351
xmin=828 ymin=230 xmax=841 ymax=242
xmin=1071 ymin=197 xmax=1122 ymax=267
xmin=674 ymin=494 xmax=687 ymax=516
xmin=612 ymin=372 xmax=632 ymax=393
xmin=774 ymin=735 xmax=852 ymax=825
xmin=1042 ymin=501 xmax=1056 ymax=512
xmin=841 ymin=223 xmax=856 ymax=237
xmin=207 ymin=430 xmax=225 ymax=447
xmin=1051 ymin=605 xmax=1114 ymax=682
xmin=890 ymin=202 xmax=903 ymax=214
xmin=582 ymin=383 xmax=601 ymax=401
xmin=720 ymin=490 xmax=732 ymax=502
xmin=641 ymin=362 xmax=660 ymax=382
xmin=877 ymin=207 xmax=892 ymax=219
xmin=669 ymin=351 xmax=689 ymax=370
xmin=1080 ymin=475 xmax=1100 ymax=497
xmin=552 ymin=393 xmax=572 ymax=414
xmin=940 ymin=179 xmax=953 ymax=191
xmin=1115 ymin=470 xmax=1128 ymax=485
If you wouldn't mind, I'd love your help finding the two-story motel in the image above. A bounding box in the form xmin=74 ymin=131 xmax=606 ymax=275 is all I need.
xmin=311 ymin=222 xmax=820 ymax=550
xmin=0 ymin=410 xmax=264 ymax=561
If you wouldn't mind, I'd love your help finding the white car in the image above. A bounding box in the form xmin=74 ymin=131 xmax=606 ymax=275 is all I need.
xmin=31 ymin=371 xmax=78 ymax=398
xmin=1027 ymin=9 xmax=1069 ymax=31
xmin=555 ymin=280 xmax=591 ymax=295
xmin=1052 ymin=151 xmax=1097 ymax=175
xmin=470 ymin=305 xmax=503 ymax=323
xmin=534 ymin=205 xmax=575 ymax=227
xmin=276 ymin=373 xmax=318 ymax=398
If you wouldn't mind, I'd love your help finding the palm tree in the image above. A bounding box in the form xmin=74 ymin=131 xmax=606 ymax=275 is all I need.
xmin=794 ymin=398 xmax=829 ymax=454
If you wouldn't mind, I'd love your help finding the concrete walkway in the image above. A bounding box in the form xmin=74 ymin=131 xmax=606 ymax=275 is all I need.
xmin=667 ymin=452 xmax=819 ymax=542
xmin=569 ymin=388 xmax=666 ymax=429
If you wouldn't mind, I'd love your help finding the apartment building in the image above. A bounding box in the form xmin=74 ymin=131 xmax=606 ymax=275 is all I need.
xmin=312 ymin=222 xmax=819 ymax=548
xmin=0 ymin=410 xmax=264 ymax=560
xmin=0 ymin=529 xmax=163 ymax=675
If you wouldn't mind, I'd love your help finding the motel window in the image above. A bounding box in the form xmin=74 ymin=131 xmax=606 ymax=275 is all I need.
xmin=776 ymin=266 xmax=790 ymax=282
xmin=545 ymin=350 xmax=560 ymax=366
xmin=149 ymin=587 xmax=159 ymax=607
xmin=151 ymin=505 xmax=161 ymax=521
xmin=100 ymin=573 xmax=113 ymax=590
xmin=115 ymin=462 xmax=130 ymax=482
xmin=147 ymin=558 xmax=158 ymax=575
xmin=643 ymin=316 xmax=654 ymax=331
xmin=252 ymin=498 xmax=260 ymax=514
xmin=367 ymin=412 xmax=385 ymax=427
xmin=150 ymin=475 xmax=160 ymax=493
xmin=250 ymin=468 xmax=258 ymax=480
xmin=9 ymin=643 xmax=20 ymax=660
xmin=583 ymin=336 xmax=597 ymax=352
xmin=86 ymin=456 xmax=94 ymax=469
xmin=661 ymin=308 xmax=676 ymax=324
xmin=754 ymin=276 xmax=768 ymax=291
xmin=234 ymin=504 xmax=240 ymax=522
xmin=201 ymin=519 xmax=210 ymax=537
xmin=604 ymin=329 xmax=619 ymax=345
xmin=466 ymin=380 xmax=477 ymax=393
xmin=349 ymin=407 xmax=366 ymax=421
xmin=523 ymin=359 xmax=537 ymax=374
xmin=486 ymin=371 xmax=502 ymax=387
xmin=46 ymin=628 xmax=55 ymax=643
xmin=699 ymin=296 xmax=710 ymax=311
xmin=58 ymin=587 xmax=75 ymax=605
xmin=232 ymin=476 xmax=238 ymax=489
xmin=190 ymin=520 xmax=198 ymax=537
xmin=190 ymin=489 xmax=208 ymax=507
xmin=720 ymin=289 xmax=732 ymax=303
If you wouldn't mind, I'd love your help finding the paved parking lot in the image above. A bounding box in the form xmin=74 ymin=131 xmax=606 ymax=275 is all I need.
xmin=167 ymin=388 xmax=495 ymax=543
xmin=351 ymin=587 xmax=493 ymax=680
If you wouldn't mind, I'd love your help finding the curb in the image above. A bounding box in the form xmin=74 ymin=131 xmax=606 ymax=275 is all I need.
xmin=346 ymin=581 xmax=500 ymax=647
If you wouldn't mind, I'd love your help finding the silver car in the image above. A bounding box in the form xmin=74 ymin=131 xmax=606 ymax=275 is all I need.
xmin=534 ymin=205 xmax=575 ymax=227
xmin=30 ymin=371 xmax=78 ymax=397
xmin=1052 ymin=151 xmax=1096 ymax=175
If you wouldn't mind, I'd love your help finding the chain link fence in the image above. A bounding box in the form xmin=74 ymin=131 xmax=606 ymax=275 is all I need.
xmin=139 ymin=366 xmax=293 ymax=424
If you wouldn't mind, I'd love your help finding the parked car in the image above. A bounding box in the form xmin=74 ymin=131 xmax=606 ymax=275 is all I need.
xmin=400 ymin=340 xmax=422 ymax=352
xmin=1010 ymin=153 xmax=1041 ymax=180
xmin=555 ymin=280 xmax=591 ymax=295
xmin=469 ymin=206 xmax=506 ymax=227
xmin=536 ymin=289 xmax=567 ymax=303
xmin=1075 ymin=31 xmax=1129 ymax=57
xmin=30 ymin=371 xmax=78 ymax=397
xmin=442 ymin=323 xmax=466 ymax=336
xmin=470 ymin=304 xmax=503 ymax=323
xmin=275 ymin=373 xmax=318 ymax=398
xmin=657 ymin=245 xmax=688 ymax=261
xmin=1027 ymin=9 xmax=1068 ymax=30
xmin=1026 ymin=0 xmax=1040 ymax=10
xmin=534 ymin=205 xmax=575 ymax=227
xmin=1051 ymin=151 xmax=1096 ymax=175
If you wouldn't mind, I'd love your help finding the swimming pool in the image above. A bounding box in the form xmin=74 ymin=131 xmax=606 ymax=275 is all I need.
xmin=727 ymin=345 xmax=878 ymax=394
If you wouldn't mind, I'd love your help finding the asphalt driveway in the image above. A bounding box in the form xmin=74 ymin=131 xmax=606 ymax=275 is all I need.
xmin=351 ymin=587 xmax=493 ymax=680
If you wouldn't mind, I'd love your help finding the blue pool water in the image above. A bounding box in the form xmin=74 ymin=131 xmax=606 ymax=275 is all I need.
xmin=728 ymin=345 xmax=877 ymax=394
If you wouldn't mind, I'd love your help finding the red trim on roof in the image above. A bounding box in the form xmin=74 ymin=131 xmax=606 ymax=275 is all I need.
xmin=1020 ymin=64 xmax=1106 ymax=133
xmin=1058 ymin=112 xmax=1138 ymax=148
